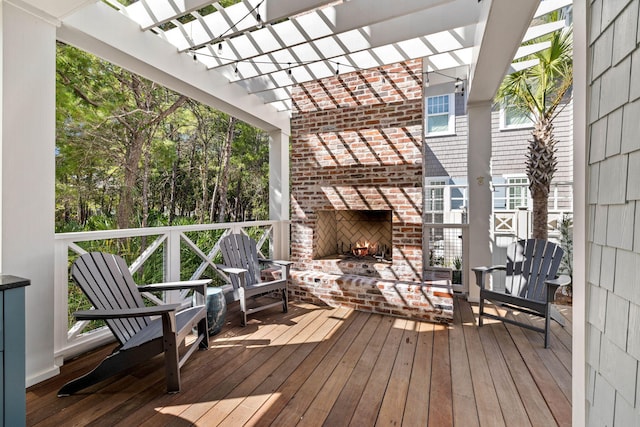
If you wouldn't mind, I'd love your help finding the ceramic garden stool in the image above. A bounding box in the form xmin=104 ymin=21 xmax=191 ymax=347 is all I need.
xmin=202 ymin=287 xmax=227 ymax=336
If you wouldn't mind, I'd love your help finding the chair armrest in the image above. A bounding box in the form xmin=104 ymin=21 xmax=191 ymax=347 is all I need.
xmin=471 ymin=265 xmax=506 ymax=274
xmin=73 ymin=304 xmax=181 ymax=320
xmin=216 ymin=265 xmax=248 ymax=276
xmin=545 ymin=275 xmax=571 ymax=287
xmin=258 ymin=258 xmax=294 ymax=267
xmin=472 ymin=265 xmax=506 ymax=289
xmin=138 ymin=279 xmax=211 ymax=295
xmin=138 ymin=279 xmax=211 ymax=290
xmin=545 ymin=274 xmax=572 ymax=302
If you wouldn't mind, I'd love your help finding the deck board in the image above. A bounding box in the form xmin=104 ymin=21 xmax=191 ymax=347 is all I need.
xmin=457 ymin=298 xmax=505 ymax=427
xmin=27 ymin=298 xmax=572 ymax=426
xmin=450 ymin=299 xmax=480 ymax=427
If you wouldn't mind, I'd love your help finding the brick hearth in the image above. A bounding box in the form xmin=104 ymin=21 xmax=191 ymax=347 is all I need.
xmin=289 ymin=59 xmax=453 ymax=322
xmin=290 ymin=271 xmax=454 ymax=323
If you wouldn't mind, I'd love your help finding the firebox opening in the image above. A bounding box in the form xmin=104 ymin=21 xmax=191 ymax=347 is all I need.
xmin=314 ymin=210 xmax=392 ymax=262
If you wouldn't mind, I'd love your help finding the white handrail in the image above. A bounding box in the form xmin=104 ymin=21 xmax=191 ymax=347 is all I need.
xmin=53 ymin=220 xmax=288 ymax=362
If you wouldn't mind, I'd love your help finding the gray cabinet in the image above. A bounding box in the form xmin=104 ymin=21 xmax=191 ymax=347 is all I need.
xmin=0 ymin=275 xmax=30 ymax=427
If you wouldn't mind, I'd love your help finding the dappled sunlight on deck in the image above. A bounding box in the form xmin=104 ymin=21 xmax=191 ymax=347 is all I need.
xmin=27 ymin=298 xmax=572 ymax=426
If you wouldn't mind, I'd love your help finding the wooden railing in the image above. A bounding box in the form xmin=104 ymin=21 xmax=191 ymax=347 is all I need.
xmin=53 ymin=220 xmax=289 ymax=362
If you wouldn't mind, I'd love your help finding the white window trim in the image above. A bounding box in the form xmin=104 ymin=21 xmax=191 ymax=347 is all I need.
xmin=505 ymin=174 xmax=530 ymax=210
xmin=425 ymin=93 xmax=455 ymax=137
xmin=425 ymin=177 xmax=450 ymax=212
xmin=499 ymin=105 xmax=534 ymax=130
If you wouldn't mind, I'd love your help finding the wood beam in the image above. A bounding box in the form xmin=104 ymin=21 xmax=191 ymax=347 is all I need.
xmin=466 ymin=0 xmax=540 ymax=103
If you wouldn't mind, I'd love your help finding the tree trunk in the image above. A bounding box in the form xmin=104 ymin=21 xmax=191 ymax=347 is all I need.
xmin=526 ymin=117 xmax=557 ymax=239
xmin=169 ymin=146 xmax=179 ymax=226
xmin=531 ymin=189 xmax=549 ymax=240
xmin=115 ymin=91 xmax=187 ymax=229
xmin=217 ymin=116 xmax=236 ymax=222
xmin=117 ymin=133 xmax=145 ymax=229
xmin=141 ymin=144 xmax=151 ymax=228
xmin=209 ymin=178 xmax=219 ymax=222
xmin=199 ymin=150 xmax=209 ymax=223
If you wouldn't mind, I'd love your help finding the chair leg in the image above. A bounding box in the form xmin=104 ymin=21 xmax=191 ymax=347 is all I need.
xmin=478 ymin=297 xmax=485 ymax=327
xmin=238 ymin=287 xmax=247 ymax=326
xmin=544 ymin=304 xmax=552 ymax=348
xmin=239 ymin=298 xmax=247 ymax=326
xmin=282 ymin=288 xmax=288 ymax=313
xmin=198 ymin=317 xmax=209 ymax=349
xmin=161 ymin=315 xmax=181 ymax=393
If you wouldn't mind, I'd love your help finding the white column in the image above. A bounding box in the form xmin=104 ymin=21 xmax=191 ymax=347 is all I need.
xmin=466 ymin=101 xmax=493 ymax=302
xmin=269 ymin=129 xmax=290 ymax=259
xmin=0 ymin=3 xmax=59 ymax=385
xmin=572 ymin=1 xmax=587 ymax=425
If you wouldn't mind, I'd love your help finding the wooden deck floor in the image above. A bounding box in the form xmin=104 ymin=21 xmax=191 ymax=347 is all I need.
xmin=27 ymin=297 xmax=572 ymax=426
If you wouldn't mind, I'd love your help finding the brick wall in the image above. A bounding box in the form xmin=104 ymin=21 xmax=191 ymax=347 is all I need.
xmin=290 ymin=59 xmax=425 ymax=283
xmin=586 ymin=0 xmax=640 ymax=425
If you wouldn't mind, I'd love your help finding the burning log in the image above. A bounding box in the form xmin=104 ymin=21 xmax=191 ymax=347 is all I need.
xmin=352 ymin=241 xmax=379 ymax=257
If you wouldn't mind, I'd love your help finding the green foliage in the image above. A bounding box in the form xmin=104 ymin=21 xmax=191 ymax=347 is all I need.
xmin=559 ymin=213 xmax=573 ymax=294
xmin=56 ymin=41 xmax=274 ymax=329
xmin=55 ymin=42 xmax=270 ymax=232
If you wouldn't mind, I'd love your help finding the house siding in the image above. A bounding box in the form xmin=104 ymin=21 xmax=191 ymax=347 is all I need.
xmin=586 ymin=0 xmax=640 ymax=425
xmin=425 ymin=99 xmax=574 ymax=185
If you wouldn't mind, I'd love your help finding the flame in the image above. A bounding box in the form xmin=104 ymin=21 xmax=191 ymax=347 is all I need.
xmin=352 ymin=240 xmax=379 ymax=257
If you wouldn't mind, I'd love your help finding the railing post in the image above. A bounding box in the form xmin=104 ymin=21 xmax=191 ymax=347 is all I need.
xmin=462 ymin=226 xmax=470 ymax=294
xmin=268 ymin=129 xmax=290 ymax=260
xmin=53 ymin=239 xmax=70 ymax=367
xmin=516 ymin=207 xmax=530 ymax=240
xmin=164 ymin=229 xmax=182 ymax=303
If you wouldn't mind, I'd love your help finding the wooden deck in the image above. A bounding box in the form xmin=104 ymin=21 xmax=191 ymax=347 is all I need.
xmin=27 ymin=297 xmax=572 ymax=426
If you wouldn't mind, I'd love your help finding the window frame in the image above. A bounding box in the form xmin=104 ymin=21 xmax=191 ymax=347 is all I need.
xmin=506 ymin=175 xmax=530 ymax=210
xmin=425 ymin=179 xmax=447 ymax=212
xmin=499 ymin=104 xmax=534 ymax=130
xmin=425 ymin=93 xmax=456 ymax=137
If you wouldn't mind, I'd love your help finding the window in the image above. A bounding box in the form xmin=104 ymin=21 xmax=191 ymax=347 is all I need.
xmin=508 ymin=177 xmax=529 ymax=209
xmin=500 ymin=105 xmax=533 ymax=129
xmin=426 ymin=180 xmax=446 ymax=211
xmin=426 ymin=94 xmax=455 ymax=136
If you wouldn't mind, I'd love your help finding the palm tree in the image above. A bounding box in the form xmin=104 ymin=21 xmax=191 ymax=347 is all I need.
xmin=495 ymin=20 xmax=573 ymax=239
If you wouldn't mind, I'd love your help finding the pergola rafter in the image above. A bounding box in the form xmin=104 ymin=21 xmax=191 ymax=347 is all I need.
xmin=110 ymin=0 xmax=572 ymax=113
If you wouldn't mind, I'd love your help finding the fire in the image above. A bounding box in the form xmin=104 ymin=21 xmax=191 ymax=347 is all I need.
xmin=352 ymin=240 xmax=379 ymax=257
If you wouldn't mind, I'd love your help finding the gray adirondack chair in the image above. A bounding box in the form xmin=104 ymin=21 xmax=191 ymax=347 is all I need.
xmin=218 ymin=233 xmax=292 ymax=326
xmin=58 ymin=252 xmax=210 ymax=396
xmin=472 ymin=239 xmax=570 ymax=348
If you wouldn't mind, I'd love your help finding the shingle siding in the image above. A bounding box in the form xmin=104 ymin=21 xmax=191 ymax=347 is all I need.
xmin=587 ymin=0 xmax=640 ymax=424
xmin=425 ymin=100 xmax=573 ymax=187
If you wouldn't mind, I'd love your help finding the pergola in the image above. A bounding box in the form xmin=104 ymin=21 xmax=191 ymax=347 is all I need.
xmin=1 ymin=0 xmax=573 ymax=408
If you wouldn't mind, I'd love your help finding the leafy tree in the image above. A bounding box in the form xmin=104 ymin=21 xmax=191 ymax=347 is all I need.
xmin=56 ymin=42 xmax=271 ymax=232
xmin=495 ymin=16 xmax=573 ymax=239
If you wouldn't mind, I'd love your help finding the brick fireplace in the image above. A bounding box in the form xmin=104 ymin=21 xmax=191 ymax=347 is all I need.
xmin=289 ymin=60 xmax=453 ymax=322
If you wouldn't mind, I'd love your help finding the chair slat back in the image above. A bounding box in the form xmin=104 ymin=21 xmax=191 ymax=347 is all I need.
xmin=220 ymin=234 xmax=261 ymax=288
xmin=504 ymin=239 xmax=564 ymax=302
xmin=71 ymin=252 xmax=150 ymax=345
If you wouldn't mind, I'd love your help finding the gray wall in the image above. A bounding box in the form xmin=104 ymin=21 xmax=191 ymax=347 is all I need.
xmin=586 ymin=0 xmax=640 ymax=425
xmin=424 ymin=96 xmax=573 ymax=184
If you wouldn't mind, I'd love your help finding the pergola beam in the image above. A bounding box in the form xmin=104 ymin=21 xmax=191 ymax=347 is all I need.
xmin=467 ymin=0 xmax=540 ymax=103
